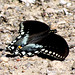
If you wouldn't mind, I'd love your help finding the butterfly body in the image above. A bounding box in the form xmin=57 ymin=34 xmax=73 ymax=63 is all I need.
xmin=6 ymin=20 xmax=69 ymax=60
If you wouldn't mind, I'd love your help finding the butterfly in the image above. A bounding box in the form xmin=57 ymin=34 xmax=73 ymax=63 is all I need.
xmin=6 ymin=20 xmax=69 ymax=61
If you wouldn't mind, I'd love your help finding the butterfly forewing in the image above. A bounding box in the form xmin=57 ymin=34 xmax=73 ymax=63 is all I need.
xmin=7 ymin=21 xmax=50 ymax=55
xmin=19 ymin=20 xmax=50 ymax=35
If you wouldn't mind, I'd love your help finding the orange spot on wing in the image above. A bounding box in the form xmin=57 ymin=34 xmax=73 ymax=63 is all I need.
xmin=18 ymin=46 xmax=22 ymax=49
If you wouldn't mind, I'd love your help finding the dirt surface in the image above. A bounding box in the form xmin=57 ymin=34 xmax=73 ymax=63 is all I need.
xmin=0 ymin=0 xmax=75 ymax=75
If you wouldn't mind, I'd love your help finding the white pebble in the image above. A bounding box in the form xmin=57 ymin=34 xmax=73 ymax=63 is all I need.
xmin=21 ymin=0 xmax=35 ymax=3
xmin=67 ymin=3 xmax=71 ymax=7
xmin=21 ymin=0 xmax=35 ymax=6
xmin=0 ymin=57 xmax=9 ymax=62
xmin=59 ymin=0 xmax=67 ymax=5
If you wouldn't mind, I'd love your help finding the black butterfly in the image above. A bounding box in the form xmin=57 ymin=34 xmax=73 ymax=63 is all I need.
xmin=6 ymin=20 xmax=69 ymax=60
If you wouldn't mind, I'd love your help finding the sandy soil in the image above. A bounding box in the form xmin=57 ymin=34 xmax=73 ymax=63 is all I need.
xmin=0 ymin=0 xmax=75 ymax=75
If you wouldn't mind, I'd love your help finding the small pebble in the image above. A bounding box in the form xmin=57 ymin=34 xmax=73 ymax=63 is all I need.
xmin=16 ymin=59 xmax=21 ymax=61
xmin=57 ymin=21 xmax=66 ymax=25
xmin=59 ymin=0 xmax=67 ymax=5
xmin=72 ymin=61 xmax=75 ymax=70
xmin=9 ymin=69 xmax=14 ymax=74
xmin=21 ymin=0 xmax=35 ymax=3
xmin=0 ymin=67 xmax=2 ymax=70
xmin=63 ymin=8 xmax=72 ymax=15
xmin=0 ymin=57 xmax=9 ymax=62
xmin=4 ymin=63 xmax=9 ymax=67
xmin=66 ymin=3 xmax=71 ymax=7
xmin=21 ymin=0 xmax=35 ymax=6
xmin=0 ymin=59 xmax=2 ymax=63
xmin=45 ymin=8 xmax=55 ymax=13
xmin=14 ymin=66 xmax=18 ymax=69
xmin=22 ymin=70 xmax=25 ymax=73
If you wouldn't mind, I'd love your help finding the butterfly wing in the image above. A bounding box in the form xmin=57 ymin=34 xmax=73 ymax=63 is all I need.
xmin=6 ymin=21 xmax=50 ymax=54
xmin=19 ymin=20 xmax=50 ymax=35
xmin=38 ymin=33 xmax=69 ymax=60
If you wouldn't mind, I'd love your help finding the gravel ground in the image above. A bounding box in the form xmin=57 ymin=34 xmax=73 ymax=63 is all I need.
xmin=0 ymin=0 xmax=75 ymax=75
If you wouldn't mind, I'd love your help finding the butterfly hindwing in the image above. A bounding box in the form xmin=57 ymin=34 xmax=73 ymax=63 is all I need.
xmin=38 ymin=33 xmax=69 ymax=60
